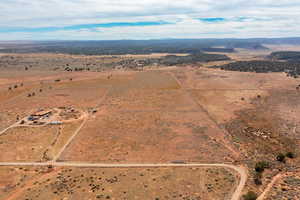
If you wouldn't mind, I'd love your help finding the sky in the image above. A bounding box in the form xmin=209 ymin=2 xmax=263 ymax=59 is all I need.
xmin=0 ymin=0 xmax=300 ymax=40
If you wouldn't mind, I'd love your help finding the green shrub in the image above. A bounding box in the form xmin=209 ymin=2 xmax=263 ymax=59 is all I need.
xmin=276 ymin=153 xmax=286 ymax=163
xmin=243 ymin=191 xmax=257 ymax=200
xmin=254 ymin=177 xmax=262 ymax=185
xmin=254 ymin=172 xmax=262 ymax=185
xmin=286 ymin=152 xmax=296 ymax=159
xmin=255 ymin=161 xmax=270 ymax=173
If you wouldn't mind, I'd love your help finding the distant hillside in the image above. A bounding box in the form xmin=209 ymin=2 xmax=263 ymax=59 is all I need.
xmin=269 ymin=51 xmax=300 ymax=62
xmin=201 ymin=47 xmax=235 ymax=53
xmin=0 ymin=39 xmax=268 ymax=55
xmin=0 ymin=38 xmax=299 ymax=55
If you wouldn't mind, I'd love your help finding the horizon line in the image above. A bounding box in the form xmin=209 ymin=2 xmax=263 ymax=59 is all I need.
xmin=1 ymin=36 xmax=300 ymax=42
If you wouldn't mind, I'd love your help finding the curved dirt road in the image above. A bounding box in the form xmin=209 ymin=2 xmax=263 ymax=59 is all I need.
xmin=0 ymin=162 xmax=247 ymax=200
xmin=0 ymin=118 xmax=26 ymax=136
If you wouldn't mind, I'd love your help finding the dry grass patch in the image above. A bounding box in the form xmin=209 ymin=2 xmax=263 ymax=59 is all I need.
xmin=61 ymin=111 xmax=235 ymax=163
xmin=190 ymin=89 xmax=267 ymax=124
xmin=0 ymin=126 xmax=58 ymax=162
xmin=0 ymin=166 xmax=238 ymax=200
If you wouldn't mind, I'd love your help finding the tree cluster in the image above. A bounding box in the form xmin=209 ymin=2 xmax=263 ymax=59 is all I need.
xmin=214 ymin=61 xmax=300 ymax=78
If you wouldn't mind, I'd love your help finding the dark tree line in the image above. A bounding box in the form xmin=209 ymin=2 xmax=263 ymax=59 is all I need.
xmin=111 ymin=53 xmax=230 ymax=68
xmin=269 ymin=51 xmax=300 ymax=62
xmin=213 ymin=61 xmax=300 ymax=78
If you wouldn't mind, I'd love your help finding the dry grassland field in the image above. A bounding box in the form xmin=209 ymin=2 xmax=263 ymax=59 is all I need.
xmin=264 ymin=172 xmax=300 ymax=200
xmin=0 ymin=166 xmax=237 ymax=200
xmin=0 ymin=45 xmax=300 ymax=200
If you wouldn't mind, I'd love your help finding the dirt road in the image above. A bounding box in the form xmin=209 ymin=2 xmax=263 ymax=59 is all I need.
xmin=0 ymin=117 xmax=25 ymax=136
xmin=52 ymin=116 xmax=88 ymax=161
xmin=257 ymin=173 xmax=286 ymax=200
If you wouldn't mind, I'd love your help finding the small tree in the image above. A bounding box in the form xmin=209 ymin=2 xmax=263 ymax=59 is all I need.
xmin=254 ymin=172 xmax=262 ymax=185
xmin=286 ymin=152 xmax=296 ymax=159
xmin=254 ymin=177 xmax=262 ymax=185
xmin=276 ymin=153 xmax=286 ymax=163
xmin=255 ymin=161 xmax=270 ymax=173
xmin=243 ymin=191 xmax=257 ymax=200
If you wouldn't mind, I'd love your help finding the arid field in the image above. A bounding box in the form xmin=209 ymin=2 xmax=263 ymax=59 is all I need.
xmin=0 ymin=46 xmax=300 ymax=200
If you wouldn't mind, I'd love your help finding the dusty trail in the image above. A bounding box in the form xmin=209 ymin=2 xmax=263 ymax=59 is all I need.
xmin=53 ymin=88 xmax=110 ymax=161
xmin=0 ymin=117 xmax=26 ymax=136
xmin=168 ymin=71 xmax=240 ymax=159
xmin=52 ymin=116 xmax=88 ymax=161
xmin=5 ymin=168 xmax=61 ymax=200
xmin=257 ymin=173 xmax=287 ymax=200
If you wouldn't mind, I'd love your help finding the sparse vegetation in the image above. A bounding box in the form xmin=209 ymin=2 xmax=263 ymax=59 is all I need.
xmin=243 ymin=191 xmax=257 ymax=200
xmin=0 ymin=167 xmax=236 ymax=200
xmin=108 ymin=53 xmax=230 ymax=69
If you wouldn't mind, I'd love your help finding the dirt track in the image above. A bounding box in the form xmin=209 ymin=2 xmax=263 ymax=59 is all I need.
xmin=53 ymin=117 xmax=88 ymax=161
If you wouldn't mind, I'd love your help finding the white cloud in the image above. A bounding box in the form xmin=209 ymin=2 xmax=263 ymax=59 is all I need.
xmin=0 ymin=0 xmax=300 ymax=39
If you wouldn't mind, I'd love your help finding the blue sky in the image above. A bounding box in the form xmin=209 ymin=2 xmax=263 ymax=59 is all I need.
xmin=0 ymin=21 xmax=171 ymax=33
xmin=198 ymin=18 xmax=226 ymax=23
xmin=0 ymin=0 xmax=299 ymax=40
